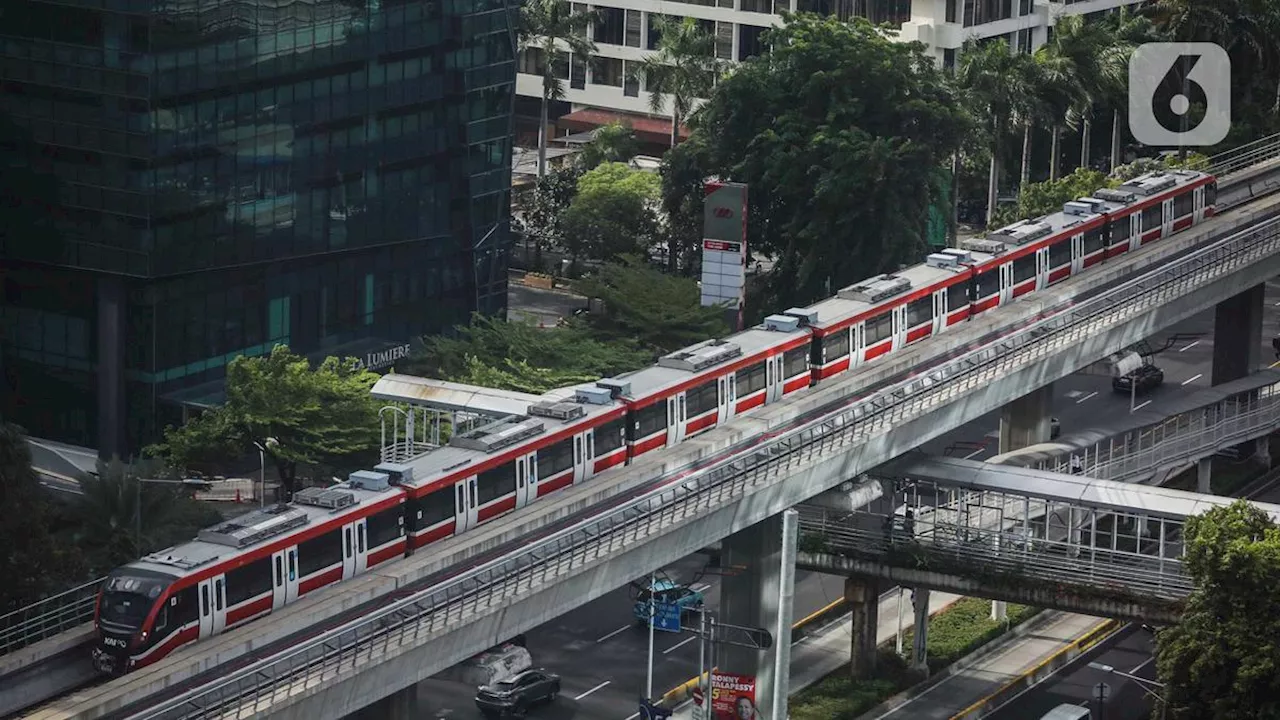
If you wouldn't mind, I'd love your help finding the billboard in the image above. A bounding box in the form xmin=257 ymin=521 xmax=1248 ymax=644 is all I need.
xmin=710 ymin=672 xmax=759 ymax=720
xmin=701 ymin=181 xmax=748 ymax=331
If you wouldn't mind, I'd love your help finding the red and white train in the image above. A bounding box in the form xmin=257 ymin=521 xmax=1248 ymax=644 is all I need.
xmin=93 ymin=169 xmax=1217 ymax=674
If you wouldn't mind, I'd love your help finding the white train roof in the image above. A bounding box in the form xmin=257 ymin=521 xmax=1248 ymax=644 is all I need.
xmin=803 ymin=259 xmax=976 ymax=333
xmin=122 ymin=481 xmax=403 ymax=580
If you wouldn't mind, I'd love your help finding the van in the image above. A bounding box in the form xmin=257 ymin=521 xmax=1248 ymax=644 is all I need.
xmin=436 ymin=642 xmax=533 ymax=687
xmin=1039 ymin=704 xmax=1091 ymax=720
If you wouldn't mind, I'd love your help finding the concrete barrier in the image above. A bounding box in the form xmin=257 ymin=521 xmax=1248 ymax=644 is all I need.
xmin=947 ymin=618 xmax=1123 ymax=720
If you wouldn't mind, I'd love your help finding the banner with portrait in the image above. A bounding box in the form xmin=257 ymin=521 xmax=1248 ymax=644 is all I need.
xmin=711 ymin=672 xmax=759 ymax=720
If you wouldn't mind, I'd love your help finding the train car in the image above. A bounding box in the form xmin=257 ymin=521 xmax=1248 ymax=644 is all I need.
xmin=393 ymin=385 xmax=628 ymax=550
xmin=92 ymin=480 xmax=406 ymax=674
xmin=614 ymin=317 xmax=814 ymax=459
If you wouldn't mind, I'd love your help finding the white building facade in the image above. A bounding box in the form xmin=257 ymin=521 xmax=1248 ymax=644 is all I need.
xmin=518 ymin=0 xmax=1148 ymax=134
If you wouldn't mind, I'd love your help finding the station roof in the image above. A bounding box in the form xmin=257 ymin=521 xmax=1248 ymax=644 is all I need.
xmin=372 ymin=374 xmax=544 ymax=417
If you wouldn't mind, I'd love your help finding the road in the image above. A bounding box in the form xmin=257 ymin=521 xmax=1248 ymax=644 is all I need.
xmin=411 ymin=286 xmax=1280 ymax=719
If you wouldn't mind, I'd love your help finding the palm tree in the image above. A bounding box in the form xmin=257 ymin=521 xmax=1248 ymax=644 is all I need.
xmin=519 ymin=0 xmax=599 ymax=178
xmin=1151 ymin=0 xmax=1280 ymax=114
xmin=1038 ymin=15 xmax=1120 ymax=173
xmin=956 ymin=39 xmax=1038 ymax=226
xmin=1099 ymin=8 xmax=1166 ymax=171
xmin=630 ymin=16 xmax=723 ymax=149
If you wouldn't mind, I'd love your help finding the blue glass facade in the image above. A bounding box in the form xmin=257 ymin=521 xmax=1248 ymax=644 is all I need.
xmin=0 ymin=0 xmax=516 ymax=456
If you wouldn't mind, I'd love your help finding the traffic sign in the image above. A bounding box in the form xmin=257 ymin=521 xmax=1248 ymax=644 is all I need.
xmin=692 ymin=686 xmax=704 ymax=705
xmin=651 ymin=602 xmax=682 ymax=633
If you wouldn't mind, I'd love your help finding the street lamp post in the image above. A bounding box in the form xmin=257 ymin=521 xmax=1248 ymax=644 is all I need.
xmin=252 ymin=437 xmax=280 ymax=507
xmin=1089 ymin=662 xmax=1169 ymax=720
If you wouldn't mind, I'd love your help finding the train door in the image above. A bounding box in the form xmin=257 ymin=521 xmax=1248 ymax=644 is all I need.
xmin=1193 ymin=186 xmax=1206 ymax=222
xmin=352 ymin=519 xmax=369 ymax=576
xmin=516 ymin=455 xmax=536 ymax=508
xmin=765 ymin=354 xmax=785 ymax=402
xmin=931 ymin=289 xmax=946 ymax=335
xmin=717 ymin=374 xmax=738 ymax=424
xmin=454 ymin=477 xmax=478 ymax=533
xmin=1035 ymin=247 xmax=1050 ymax=291
xmin=341 ymin=524 xmax=356 ymax=579
xmin=1129 ymin=213 xmax=1142 ymax=251
xmin=890 ymin=305 xmax=908 ymax=350
xmin=1071 ymin=233 xmax=1084 ymax=274
xmin=197 ymin=577 xmax=227 ymax=639
xmin=999 ymin=262 xmax=1015 ymax=305
xmin=851 ymin=323 xmax=866 ymax=368
xmin=666 ymin=394 xmax=687 ymax=445
xmin=1161 ymin=197 xmax=1174 ymax=237
xmin=575 ymin=431 xmax=594 ymax=482
xmin=271 ymin=549 xmax=299 ymax=608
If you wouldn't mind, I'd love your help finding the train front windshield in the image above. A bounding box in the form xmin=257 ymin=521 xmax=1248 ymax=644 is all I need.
xmin=99 ymin=575 xmax=166 ymax=631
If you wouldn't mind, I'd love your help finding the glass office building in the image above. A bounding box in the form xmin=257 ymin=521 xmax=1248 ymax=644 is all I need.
xmin=0 ymin=0 xmax=516 ymax=457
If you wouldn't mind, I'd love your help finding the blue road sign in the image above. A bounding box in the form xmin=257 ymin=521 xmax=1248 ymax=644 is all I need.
xmin=651 ymin=602 xmax=681 ymax=633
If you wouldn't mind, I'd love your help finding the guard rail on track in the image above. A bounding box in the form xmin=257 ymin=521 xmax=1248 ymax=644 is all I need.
xmin=129 ymin=203 xmax=1280 ymax=719
xmin=1 ymin=579 xmax=104 ymax=656
xmin=1203 ymin=132 xmax=1280 ymax=177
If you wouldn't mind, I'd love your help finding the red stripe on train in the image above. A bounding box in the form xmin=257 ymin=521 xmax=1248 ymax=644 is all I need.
xmin=783 ymin=374 xmax=810 ymax=394
xmin=538 ymin=472 xmax=574 ymax=497
xmin=478 ymin=495 xmax=517 ymax=522
xmin=736 ymin=392 xmax=766 ymax=413
xmin=299 ymin=566 xmax=343 ymax=596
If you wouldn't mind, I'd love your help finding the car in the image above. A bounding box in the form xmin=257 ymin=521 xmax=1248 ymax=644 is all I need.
xmin=633 ymin=579 xmax=705 ymax=624
xmin=1113 ymin=364 xmax=1164 ymax=395
xmin=475 ymin=669 xmax=561 ymax=718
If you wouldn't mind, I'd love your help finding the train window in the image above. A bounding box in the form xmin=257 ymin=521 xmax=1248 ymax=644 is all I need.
xmin=1141 ymin=204 xmax=1161 ymax=231
xmin=906 ymin=297 xmax=932 ymax=327
xmin=225 ymin=558 xmax=273 ymax=606
xmin=945 ymin=284 xmax=968 ymax=312
xmin=1012 ymin=255 xmax=1036 ymax=283
xmin=1084 ymin=228 xmax=1105 ymax=255
xmin=630 ymin=402 xmax=666 ymax=440
xmin=476 ymin=461 xmax=516 ymax=505
xmin=153 ymin=603 xmax=169 ymax=633
xmin=414 ymin=488 xmax=454 ymax=529
xmin=819 ymin=332 xmax=850 ymax=364
xmin=865 ymin=314 xmax=891 ymax=344
xmin=783 ymin=346 xmax=808 ymax=378
xmin=297 ymin=530 xmax=343 ymax=577
xmin=974 ymin=270 xmax=1000 ymax=298
xmin=737 ymin=361 xmax=768 ymax=394
xmin=1174 ymin=192 xmax=1193 ymax=218
xmin=538 ymin=438 xmax=574 ymax=478
xmin=214 ymin=580 xmax=224 ymax=611
xmin=685 ymin=380 xmax=719 ymax=417
xmin=1110 ymin=215 xmax=1130 ymax=242
xmin=1048 ymin=240 xmax=1071 ymax=268
xmin=594 ymin=417 xmax=626 ymax=455
xmin=366 ymin=507 xmax=405 ymax=548
xmin=200 ymin=585 xmax=209 ymax=617
xmin=1206 ymin=182 xmax=1217 ymax=206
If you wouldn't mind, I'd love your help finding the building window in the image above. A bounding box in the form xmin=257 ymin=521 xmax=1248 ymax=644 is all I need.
xmin=591 ymin=56 xmax=624 ymax=87
xmin=595 ymin=7 xmax=625 ymax=45
xmin=963 ymin=0 xmax=1014 ymax=26
xmin=740 ymin=0 xmax=773 ymax=12
xmin=715 ymin=22 xmax=733 ymax=60
xmin=1015 ymin=29 xmax=1032 ymax=54
xmin=625 ymin=10 xmax=642 ymax=47
xmin=946 ymin=0 xmax=957 ymax=22
xmin=572 ymin=3 xmax=589 ymax=36
xmin=623 ymin=61 xmax=641 ymax=96
xmin=738 ymin=25 xmax=766 ymax=61
xmin=570 ymin=54 xmax=586 ymax=90
xmin=519 ymin=47 xmax=544 ymax=75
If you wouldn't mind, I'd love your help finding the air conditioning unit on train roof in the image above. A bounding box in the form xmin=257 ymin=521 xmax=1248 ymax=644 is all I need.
xmin=783 ymin=307 xmax=818 ymax=326
xmin=764 ymin=314 xmax=800 ymax=332
xmin=1077 ymin=197 xmax=1107 ymax=213
xmin=988 ymin=218 xmax=1053 ymax=245
xmin=574 ymin=386 xmax=614 ymax=406
xmin=838 ymin=274 xmax=912 ymax=304
xmin=1093 ymin=187 xmax=1136 ymax=205
xmin=450 ymin=416 xmax=546 ymax=453
xmin=346 ymin=470 xmax=392 ymax=492
xmin=1063 ymin=201 xmax=1094 ymax=217
xmin=941 ymin=248 xmax=972 ymax=263
xmin=374 ymin=462 xmax=414 ymax=485
xmin=1120 ymin=172 xmax=1177 ymax=196
xmin=960 ymin=237 xmax=1006 ymax=255
xmin=597 ymin=378 xmax=631 ymax=398
xmin=529 ymin=399 xmax=587 ymax=420
xmin=658 ymin=339 xmax=743 ymax=372
xmin=926 ymin=252 xmax=959 ymax=269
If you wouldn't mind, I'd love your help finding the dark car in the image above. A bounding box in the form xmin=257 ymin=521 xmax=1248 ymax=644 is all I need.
xmin=475 ymin=669 xmax=561 ymax=718
xmin=1113 ymin=364 xmax=1164 ymax=395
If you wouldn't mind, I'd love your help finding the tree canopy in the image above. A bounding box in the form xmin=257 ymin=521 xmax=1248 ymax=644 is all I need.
xmin=578 ymin=122 xmax=642 ymax=170
xmin=1155 ymin=500 xmax=1280 ymax=719
xmin=146 ymin=345 xmax=382 ymax=497
xmin=989 ymin=168 xmax=1113 ymax=227
xmin=675 ymin=14 xmax=969 ymax=310
xmin=573 ymin=257 xmax=730 ymax=354
xmin=561 ymin=162 xmax=662 ymax=263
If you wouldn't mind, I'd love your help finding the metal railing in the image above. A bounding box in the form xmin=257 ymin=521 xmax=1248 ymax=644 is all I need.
xmin=0 ymin=578 xmax=104 ymax=656
xmin=1204 ymin=132 xmax=1280 ymax=177
xmin=1033 ymin=383 xmax=1280 ymax=483
xmin=129 ymin=205 xmax=1280 ymax=719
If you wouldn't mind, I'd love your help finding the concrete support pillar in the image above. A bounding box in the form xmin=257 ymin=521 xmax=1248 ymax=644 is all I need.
xmin=1255 ymin=435 xmax=1272 ymax=469
xmin=911 ymin=588 xmax=930 ymax=675
xmin=999 ymin=382 xmax=1054 ymax=455
xmin=96 ymin=276 xmax=127 ymax=461
xmin=720 ymin=514 xmax=787 ymax=716
xmin=1197 ymin=457 xmax=1213 ymax=494
xmin=845 ymin=577 xmax=880 ymax=680
xmin=1211 ymin=284 xmax=1263 ymax=386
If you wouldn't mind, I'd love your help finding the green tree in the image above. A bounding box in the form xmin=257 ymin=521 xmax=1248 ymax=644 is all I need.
xmin=406 ymin=312 xmax=653 ymax=388
xmin=680 ymin=14 xmax=969 ymax=309
xmin=573 ymin=257 xmax=730 ymax=353
xmin=70 ymin=459 xmax=222 ymax=574
xmin=990 ymin=168 xmax=1113 ymax=227
xmin=514 ymin=164 xmax=584 ymax=271
xmin=657 ymin=134 xmax=708 ymax=274
xmin=1099 ymin=9 xmax=1166 ymax=171
xmin=578 ymin=121 xmax=642 ymax=170
xmin=1033 ymin=15 xmax=1118 ymax=174
xmin=561 ymin=162 xmax=662 ymax=264
xmin=1155 ymin=500 xmax=1280 ymax=719
xmin=0 ymin=422 xmax=86 ymax=611
xmin=630 ymin=16 xmax=723 ymax=149
xmin=518 ymin=0 xmax=599 ymax=178
xmin=147 ymin=345 xmax=382 ymax=498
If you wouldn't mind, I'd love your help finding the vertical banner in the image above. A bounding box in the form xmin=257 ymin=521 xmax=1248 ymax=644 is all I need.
xmin=701 ymin=181 xmax=748 ymax=331
xmin=711 ymin=673 xmax=759 ymax=720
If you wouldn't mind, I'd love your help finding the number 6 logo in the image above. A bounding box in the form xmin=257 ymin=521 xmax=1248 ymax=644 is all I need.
xmin=1129 ymin=43 xmax=1230 ymax=147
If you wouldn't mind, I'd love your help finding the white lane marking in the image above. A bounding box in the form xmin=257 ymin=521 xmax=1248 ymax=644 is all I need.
xmin=1182 ymin=374 xmax=1202 ymax=386
xmin=1130 ymin=657 xmax=1155 ymax=674
xmin=575 ymin=680 xmax=610 ymax=700
xmin=1134 ymin=400 xmax=1153 ymax=411
xmin=664 ymin=635 xmax=698 ymax=654
xmin=596 ymin=625 xmax=629 ymax=643
xmin=1179 ymin=340 xmax=1200 ymax=352
xmin=1076 ymin=391 xmax=1098 ymax=404
xmin=964 ymin=447 xmax=986 ymax=460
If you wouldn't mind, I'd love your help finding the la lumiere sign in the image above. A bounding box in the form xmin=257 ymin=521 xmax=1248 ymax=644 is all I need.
xmin=354 ymin=342 xmax=412 ymax=372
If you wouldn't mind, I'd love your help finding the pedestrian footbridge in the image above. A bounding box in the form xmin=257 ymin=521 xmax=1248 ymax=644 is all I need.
xmin=796 ymin=455 xmax=1280 ymax=623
